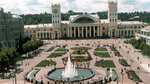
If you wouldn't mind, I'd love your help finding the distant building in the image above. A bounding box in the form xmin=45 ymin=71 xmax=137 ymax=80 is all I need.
xmin=136 ymin=26 xmax=150 ymax=45
xmin=0 ymin=8 xmax=24 ymax=49
xmin=24 ymin=1 xmax=149 ymax=40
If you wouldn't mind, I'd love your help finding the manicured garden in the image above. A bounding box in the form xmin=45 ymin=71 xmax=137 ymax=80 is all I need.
xmin=95 ymin=48 xmax=107 ymax=51
xmin=110 ymin=46 xmax=116 ymax=51
xmin=95 ymin=52 xmax=111 ymax=58
xmin=119 ymin=59 xmax=129 ymax=66
xmin=62 ymin=50 xmax=92 ymax=62
xmin=47 ymin=53 xmax=65 ymax=58
xmin=127 ymin=70 xmax=142 ymax=82
xmin=72 ymin=50 xmax=86 ymax=55
xmin=110 ymin=46 xmax=121 ymax=57
xmin=47 ymin=47 xmax=67 ymax=58
xmin=114 ymin=51 xmax=121 ymax=57
xmin=95 ymin=60 xmax=116 ymax=68
xmin=35 ymin=60 xmax=53 ymax=67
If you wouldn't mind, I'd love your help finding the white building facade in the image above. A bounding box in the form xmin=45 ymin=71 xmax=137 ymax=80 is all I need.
xmin=24 ymin=1 xmax=149 ymax=40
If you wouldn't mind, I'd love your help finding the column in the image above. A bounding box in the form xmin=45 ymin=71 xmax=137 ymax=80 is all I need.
xmin=82 ymin=27 xmax=84 ymax=37
xmin=93 ymin=26 xmax=95 ymax=37
xmin=70 ymin=27 xmax=72 ymax=37
xmin=78 ymin=27 xmax=80 ymax=37
xmin=74 ymin=27 xmax=76 ymax=38
xmin=46 ymin=32 xmax=47 ymax=39
xmin=126 ymin=30 xmax=129 ymax=37
xmin=89 ymin=26 xmax=91 ymax=37
xmin=124 ymin=30 xmax=126 ymax=36
xmin=117 ymin=30 xmax=119 ymax=37
xmin=97 ymin=27 xmax=100 ymax=37
xmin=51 ymin=33 xmax=53 ymax=39
xmin=54 ymin=32 xmax=56 ymax=39
xmin=49 ymin=32 xmax=50 ymax=39
xmin=100 ymin=27 xmax=102 ymax=37
xmin=86 ymin=26 xmax=88 ymax=38
xmin=39 ymin=33 xmax=41 ymax=39
xmin=43 ymin=33 xmax=44 ymax=39
xmin=68 ymin=28 xmax=70 ymax=37
xmin=115 ymin=29 xmax=117 ymax=37
xmin=133 ymin=30 xmax=135 ymax=36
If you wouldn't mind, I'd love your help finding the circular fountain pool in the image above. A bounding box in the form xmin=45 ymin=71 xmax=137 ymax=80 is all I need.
xmin=46 ymin=68 xmax=94 ymax=82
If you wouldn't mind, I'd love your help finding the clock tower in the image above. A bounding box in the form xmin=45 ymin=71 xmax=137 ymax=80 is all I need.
xmin=52 ymin=3 xmax=61 ymax=29
xmin=108 ymin=0 xmax=118 ymax=37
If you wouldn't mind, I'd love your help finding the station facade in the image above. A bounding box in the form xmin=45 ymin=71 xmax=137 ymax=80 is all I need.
xmin=24 ymin=1 xmax=149 ymax=40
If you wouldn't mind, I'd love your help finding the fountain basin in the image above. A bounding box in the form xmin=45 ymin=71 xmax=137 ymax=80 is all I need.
xmin=46 ymin=68 xmax=94 ymax=82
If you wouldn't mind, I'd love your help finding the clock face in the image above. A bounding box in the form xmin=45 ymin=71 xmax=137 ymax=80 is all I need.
xmin=53 ymin=9 xmax=58 ymax=13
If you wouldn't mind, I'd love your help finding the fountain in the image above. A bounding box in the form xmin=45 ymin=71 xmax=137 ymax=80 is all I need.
xmin=46 ymin=56 xmax=94 ymax=82
xmin=62 ymin=56 xmax=78 ymax=78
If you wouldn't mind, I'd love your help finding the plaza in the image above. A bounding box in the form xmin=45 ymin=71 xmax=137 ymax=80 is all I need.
xmin=0 ymin=39 xmax=149 ymax=84
xmin=0 ymin=0 xmax=150 ymax=84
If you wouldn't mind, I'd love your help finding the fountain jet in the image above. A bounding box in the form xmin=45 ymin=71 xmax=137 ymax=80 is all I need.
xmin=62 ymin=56 xmax=78 ymax=78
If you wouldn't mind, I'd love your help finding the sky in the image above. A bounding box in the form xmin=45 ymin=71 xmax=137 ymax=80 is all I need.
xmin=0 ymin=0 xmax=150 ymax=14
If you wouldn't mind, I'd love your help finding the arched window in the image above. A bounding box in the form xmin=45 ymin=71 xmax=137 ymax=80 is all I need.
xmin=74 ymin=17 xmax=95 ymax=23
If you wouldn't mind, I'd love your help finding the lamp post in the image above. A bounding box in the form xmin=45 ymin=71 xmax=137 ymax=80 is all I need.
xmin=130 ymin=60 xmax=133 ymax=70
xmin=137 ymin=67 xmax=140 ymax=77
xmin=10 ymin=69 xmax=17 ymax=84
xmin=121 ymin=68 xmax=126 ymax=84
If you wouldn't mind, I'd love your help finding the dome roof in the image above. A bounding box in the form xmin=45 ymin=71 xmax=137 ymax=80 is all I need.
xmin=69 ymin=14 xmax=99 ymax=23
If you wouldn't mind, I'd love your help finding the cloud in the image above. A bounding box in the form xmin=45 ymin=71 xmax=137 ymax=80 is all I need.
xmin=0 ymin=0 xmax=150 ymax=14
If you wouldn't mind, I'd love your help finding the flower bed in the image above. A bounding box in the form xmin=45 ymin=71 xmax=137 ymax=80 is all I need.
xmin=119 ymin=59 xmax=129 ymax=66
xmin=35 ymin=60 xmax=53 ymax=67
xmin=72 ymin=50 xmax=86 ymax=55
xmin=114 ymin=51 xmax=121 ymax=57
xmin=47 ymin=53 xmax=65 ymax=58
xmin=127 ymin=70 xmax=142 ymax=82
xmin=95 ymin=60 xmax=116 ymax=68
xmin=95 ymin=52 xmax=111 ymax=58
xmin=95 ymin=48 xmax=107 ymax=51
xmin=55 ymin=48 xmax=66 ymax=52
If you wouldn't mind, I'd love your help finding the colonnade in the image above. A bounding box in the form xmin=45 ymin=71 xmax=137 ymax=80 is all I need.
xmin=67 ymin=26 xmax=102 ymax=38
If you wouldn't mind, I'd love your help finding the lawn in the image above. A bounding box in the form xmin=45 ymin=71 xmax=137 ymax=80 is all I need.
xmin=35 ymin=60 xmax=53 ymax=67
xmin=55 ymin=48 xmax=66 ymax=52
xmin=95 ymin=60 xmax=116 ymax=68
xmin=127 ymin=70 xmax=142 ymax=82
xmin=119 ymin=59 xmax=129 ymax=66
xmin=95 ymin=52 xmax=111 ymax=58
xmin=72 ymin=50 xmax=86 ymax=55
xmin=95 ymin=48 xmax=107 ymax=51
xmin=110 ymin=47 xmax=116 ymax=51
xmin=114 ymin=51 xmax=121 ymax=57
xmin=47 ymin=52 xmax=65 ymax=58
xmin=71 ymin=47 xmax=92 ymax=50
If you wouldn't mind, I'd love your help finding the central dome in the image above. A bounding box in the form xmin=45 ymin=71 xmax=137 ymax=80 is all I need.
xmin=74 ymin=17 xmax=95 ymax=23
xmin=70 ymin=14 xmax=100 ymax=23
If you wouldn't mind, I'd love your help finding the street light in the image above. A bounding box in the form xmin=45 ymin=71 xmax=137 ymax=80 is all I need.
xmin=121 ymin=68 xmax=126 ymax=84
xmin=130 ymin=60 xmax=134 ymax=70
xmin=121 ymin=69 xmax=124 ymax=84
xmin=137 ymin=67 xmax=140 ymax=76
xmin=10 ymin=69 xmax=17 ymax=84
